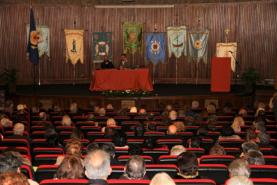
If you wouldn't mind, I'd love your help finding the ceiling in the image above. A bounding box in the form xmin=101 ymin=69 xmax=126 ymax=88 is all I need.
xmin=0 ymin=0 xmax=272 ymax=5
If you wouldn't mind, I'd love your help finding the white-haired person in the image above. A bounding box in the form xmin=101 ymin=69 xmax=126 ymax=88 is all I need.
xmin=61 ymin=115 xmax=72 ymax=126
xmin=130 ymin=106 xmax=138 ymax=113
xmin=102 ymin=118 xmax=117 ymax=133
xmin=228 ymin=159 xmax=251 ymax=178
xmin=231 ymin=116 xmax=245 ymax=133
xmin=170 ymin=145 xmax=186 ymax=156
xmin=8 ymin=122 xmax=29 ymax=141
xmin=150 ymin=172 xmax=176 ymax=185
xmin=0 ymin=117 xmax=13 ymax=128
xmin=225 ymin=176 xmax=253 ymax=185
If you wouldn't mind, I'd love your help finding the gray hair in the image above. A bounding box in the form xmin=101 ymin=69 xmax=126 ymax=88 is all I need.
xmin=84 ymin=149 xmax=111 ymax=179
xmin=13 ymin=123 xmax=25 ymax=136
xmin=125 ymin=155 xmax=146 ymax=179
xmin=241 ymin=142 xmax=259 ymax=154
xmin=228 ymin=159 xmax=251 ymax=178
xmin=170 ymin=145 xmax=186 ymax=156
xmin=226 ymin=176 xmax=253 ymax=185
xmin=246 ymin=150 xmax=265 ymax=165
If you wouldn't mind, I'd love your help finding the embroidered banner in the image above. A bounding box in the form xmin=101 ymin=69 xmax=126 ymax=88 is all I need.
xmin=92 ymin=32 xmax=112 ymax=63
xmin=188 ymin=29 xmax=209 ymax=63
xmin=123 ymin=22 xmax=143 ymax=54
xmin=64 ymin=29 xmax=84 ymax=65
xmin=27 ymin=25 xmax=50 ymax=58
xmin=146 ymin=33 xmax=166 ymax=64
xmin=167 ymin=26 xmax=187 ymax=58
xmin=216 ymin=42 xmax=237 ymax=72
xmin=27 ymin=8 xmax=39 ymax=64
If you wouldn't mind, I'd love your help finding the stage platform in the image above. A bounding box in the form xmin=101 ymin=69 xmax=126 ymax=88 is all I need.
xmin=11 ymin=83 xmax=275 ymax=110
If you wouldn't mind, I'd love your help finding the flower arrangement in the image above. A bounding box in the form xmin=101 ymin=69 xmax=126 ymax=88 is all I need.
xmin=102 ymin=90 xmax=152 ymax=97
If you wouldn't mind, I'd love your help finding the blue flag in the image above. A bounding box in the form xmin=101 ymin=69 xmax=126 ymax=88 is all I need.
xmin=146 ymin=33 xmax=166 ymax=64
xmin=27 ymin=8 xmax=39 ymax=65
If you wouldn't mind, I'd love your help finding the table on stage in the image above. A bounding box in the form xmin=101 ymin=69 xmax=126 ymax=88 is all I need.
xmin=90 ymin=68 xmax=153 ymax=91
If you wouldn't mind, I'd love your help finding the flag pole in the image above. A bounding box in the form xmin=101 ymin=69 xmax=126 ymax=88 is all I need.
xmin=175 ymin=58 xmax=178 ymax=84
xmin=152 ymin=63 xmax=155 ymax=84
xmin=38 ymin=58 xmax=41 ymax=85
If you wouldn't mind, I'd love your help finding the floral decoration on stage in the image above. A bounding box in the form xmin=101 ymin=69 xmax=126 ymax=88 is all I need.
xmin=102 ymin=90 xmax=152 ymax=97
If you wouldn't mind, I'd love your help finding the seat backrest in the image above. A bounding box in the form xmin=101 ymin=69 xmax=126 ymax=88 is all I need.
xmin=108 ymin=179 xmax=150 ymax=185
xmin=0 ymin=138 xmax=29 ymax=148
xmin=145 ymin=164 xmax=177 ymax=179
xmin=34 ymin=154 xmax=60 ymax=166
xmin=199 ymin=155 xmax=235 ymax=165
xmin=20 ymin=164 xmax=34 ymax=180
xmin=264 ymin=155 xmax=277 ymax=165
xmin=198 ymin=164 xmax=228 ymax=185
xmin=35 ymin=165 xmax=58 ymax=182
xmin=174 ymin=179 xmax=216 ymax=185
xmin=186 ymin=148 xmax=205 ymax=157
xmin=117 ymin=155 xmax=154 ymax=164
xmin=250 ymin=178 xmax=277 ymax=185
xmin=158 ymin=155 xmax=177 ymax=164
xmin=40 ymin=179 xmax=88 ymax=185
xmin=32 ymin=147 xmax=64 ymax=155
xmin=250 ymin=165 xmax=277 ymax=179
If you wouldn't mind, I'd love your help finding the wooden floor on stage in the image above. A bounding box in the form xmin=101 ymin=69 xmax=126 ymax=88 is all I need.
xmin=12 ymin=84 xmax=275 ymax=110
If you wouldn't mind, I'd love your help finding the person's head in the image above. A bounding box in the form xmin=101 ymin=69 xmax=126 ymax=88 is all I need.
xmin=134 ymin=123 xmax=145 ymax=137
xmin=206 ymin=104 xmax=216 ymax=114
xmin=106 ymin=118 xmax=116 ymax=127
xmin=241 ymin=142 xmax=259 ymax=155
xmin=13 ymin=123 xmax=25 ymax=136
xmin=138 ymin=108 xmax=146 ymax=115
xmin=188 ymin=136 xmax=201 ymax=148
xmin=238 ymin=108 xmax=247 ymax=117
xmin=120 ymin=53 xmax=127 ymax=61
xmin=191 ymin=100 xmax=200 ymax=110
xmin=197 ymin=126 xmax=208 ymax=136
xmin=228 ymin=159 xmax=250 ymax=178
xmin=69 ymin=102 xmax=78 ymax=114
xmin=130 ymin=107 xmax=138 ymax=113
xmin=55 ymin=155 xmax=84 ymax=179
xmin=232 ymin=116 xmax=245 ymax=133
xmin=170 ymin=145 xmax=186 ymax=156
xmin=221 ymin=126 xmax=235 ymax=137
xmin=177 ymin=151 xmax=198 ymax=177
xmin=226 ymin=176 xmax=253 ymax=185
xmin=173 ymin=121 xmax=186 ymax=132
xmin=62 ymin=115 xmax=72 ymax=126
xmin=113 ymin=131 xmax=127 ymax=147
xmin=0 ymin=152 xmax=22 ymax=173
xmin=103 ymin=55 xmax=108 ymax=61
xmin=106 ymin=104 xmax=113 ymax=110
xmin=0 ymin=118 xmax=13 ymax=128
xmin=65 ymin=139 xmax=82 ymax=156
xmin=125 ymin=155 xmax=146 ymax=179
xmin=39 ymin=111 xmax=47 ymax=121
xmin=167 ymin=125 xmax=177 ymax=135
xmin=245 ymin=128 xmax=257 ymax=142
xmin=169 ymin=110 xmax=177 ymax=120
xmin=245 ymin=150 xmax=265 ymax=165
xmin=253 ymin=121 xmax=266 ymax=133
xmin=150 ymin=172 xmax=176 ymax=185
xmin=84 ymin=149 xmax=111 ymax=180
xmin=70 ymin=127 xmax=84 ymax=140
xmin=165 ymin=104 xmax=173 ymax=112
xmin=0 ymin=172 xmax=29 ymax=185
xmin=209 ymin=144 xmax=226 ymax=155
xmin=98 ymin=108 xmax=106 ymax=116
xmin=143 ymin=137 xmax=156 ymax=149
xmin=257 ymin=132 xmax=270 ymax=145
xmin=100 ymin=143 xmax=116 ymax=159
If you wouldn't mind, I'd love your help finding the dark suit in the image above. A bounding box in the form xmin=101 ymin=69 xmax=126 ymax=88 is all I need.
xmin=101 ymin=60 xmax=114 ymax=69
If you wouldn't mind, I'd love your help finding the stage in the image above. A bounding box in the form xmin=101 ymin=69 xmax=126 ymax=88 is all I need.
xmin=10 ymin=83 xmax=274 ymax=110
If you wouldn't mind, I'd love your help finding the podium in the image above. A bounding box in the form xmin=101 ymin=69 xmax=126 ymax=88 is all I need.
xmin=211 ymin=57 xmax=231 ymax=92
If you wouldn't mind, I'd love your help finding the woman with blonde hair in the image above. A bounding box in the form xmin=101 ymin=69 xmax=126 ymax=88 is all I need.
xmin=61 ymin=115 xmax=72 ymax=126
xmin=150 ymin=172 xmax=176 ymax=185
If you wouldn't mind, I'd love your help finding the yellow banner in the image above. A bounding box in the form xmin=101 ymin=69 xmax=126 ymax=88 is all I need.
xmin=65 ymin=29 xmax=84 ymax=65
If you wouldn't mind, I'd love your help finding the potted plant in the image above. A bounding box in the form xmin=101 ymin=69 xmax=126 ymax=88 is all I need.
xmin=0 ymin=68 xmax=17 ymax=94
xmin=241 ymin=68 xmax=261 ymax=95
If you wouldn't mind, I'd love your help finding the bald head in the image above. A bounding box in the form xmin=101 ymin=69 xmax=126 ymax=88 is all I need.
xmin=84 ymin=149 xmax=111 ymax=180
xmin=167 ymin=125 xmax=177 ymax=135
xmin=13 ymin=123 xmax=24 ymax=136
xmin=125 ymin=155 xmax=146 ymax=179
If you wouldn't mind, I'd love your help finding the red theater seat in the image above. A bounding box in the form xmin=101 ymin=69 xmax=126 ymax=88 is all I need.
xmin=198 ymin=164 xmax=229 ymax=185
xmin=117 ymin=155 xmax=154 ymax=164
xmin=40 ymin=179 xmax=88 ymax=185
xmin=249 ymin=165 xmax=277 ymax=179
xmin=199 ymin=155 xmax=235 ymax=165
xmin=35 ymin=165 xmax=59 ymax=182
xmin=250 ymin=178 xmax=277 ymax=185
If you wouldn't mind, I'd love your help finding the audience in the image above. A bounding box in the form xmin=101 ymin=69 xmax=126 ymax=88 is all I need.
xmin=228 ymin=159 xmax=250 ymax=178
xmin=0 ymin=172 xmax=30 ymax=185
xmin=120 ymin=155 xmax=147 ymax=180
xmin=231 ymin=116 xmax=245 ymax=133
xmin=170 ymin=145 xmax=186 ymax=156
xmin=225 ymin=176 xmax=253 ymax=185
xmin=55 ymin=155 xmax=84 ymax=179
xmin=167 ymin=125 xmax=177 ymax=135
xmin=176 ymin=151 xmax=199 ymax=179
xmin=150 ymin=172 xmax=176 ymax=185
xmin=209 ymin=144 xmax=226 ymax=155
xmin=241 ymin=141 xmax=259 ymax=157
xmin=84 ymin=149 xmax=111 ymax=185
xmin=55 ymin=139 xmax=82 ymax=165
xmin=61 ymin=115 xmax=72 ymax=126
xmin=245 ymin=150 xmax=265 ymax=165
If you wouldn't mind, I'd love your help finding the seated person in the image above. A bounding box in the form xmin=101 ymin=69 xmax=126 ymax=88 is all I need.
xmin=120 ymin=155 xmax=147 ymax=180
xmin=176 ymin=151 xmax=199 ymax=179
xmin=119 ymin=53 xmax=129 ymax=69
xmin=101 ymin=55 xmax=114 ymax=69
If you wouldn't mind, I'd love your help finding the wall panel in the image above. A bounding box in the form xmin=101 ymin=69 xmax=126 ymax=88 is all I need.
xmin=0 ymin=1 xmax=276 ymax=84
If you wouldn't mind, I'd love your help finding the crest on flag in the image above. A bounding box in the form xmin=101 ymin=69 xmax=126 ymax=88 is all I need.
xmin=167 ymin=26 xmax=187 ymax=58
xmin=92 ymin=32 xmax=112 ymax=63
xmin=146 ymin=33 xmax=166 ymax=64
xmin=27 ymin=25 xmax=50 ymax=58
xmin=216 ymin=42 xmax=237 ymax=72
xmin=64 ymin=29 xmax=84 ymax=65
xmin=188 ymin=29 xmax=209 ymax=63
xmin=123 ymin=22 xmax=143 ymax=54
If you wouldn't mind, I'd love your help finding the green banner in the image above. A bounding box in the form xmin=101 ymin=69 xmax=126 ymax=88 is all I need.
xmin=123 ymin=22 xmax=143 ymax=54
